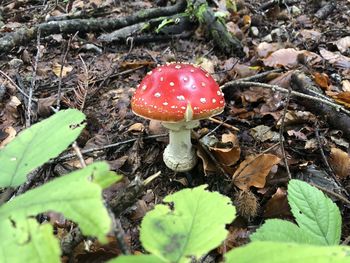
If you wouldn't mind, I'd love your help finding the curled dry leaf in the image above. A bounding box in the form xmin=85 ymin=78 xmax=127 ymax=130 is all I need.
xmin=329 ymin=91 xmax=350 ymax=108
xmin=329 ymin=147 xmax=350 ymax=178
xmin=263 ymin=187 xmax=292 ymax=218
xmin=197 ymin=147 xmax=217 ymax=176
xmin=0 ymin=126 xmax=16 ymax=148
xmin=313 ymin=72 xmax=330 ymax=90
xmin=233 ymin=154 xmax=281 ymax=191
xmin=209 ymin=132 xmax=241 ymax=166
xmin=52 ymin=62 xmax=73 ymax=77
xmin=256 ymin=42 xmax=284 ymax=58
xmin=319 ymin=48 xmax=350 ymax=69
xmin=334 ymin=36 xmax=350 ymax=53
xmin=127 ymin=123 xmax=145 ymax=133
xmin=263 ymin=48 xmax=321 ymax=68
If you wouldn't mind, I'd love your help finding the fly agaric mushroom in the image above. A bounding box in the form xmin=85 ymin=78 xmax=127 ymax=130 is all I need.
xmin=131 ymin=62 xmax=225 ymax=172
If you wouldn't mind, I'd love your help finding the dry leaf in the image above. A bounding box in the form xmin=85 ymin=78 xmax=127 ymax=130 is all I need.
xmin=149 ymin=120 xmax=167 ymax=135
xmin=342 ymin=80 xmax=350 ymax=92
xmin=197 ymin=147 xmax=217 ymax=175
xmin=329 ymin=148 xmax=350 ymax=178
xmin=334 ymin=36 xmax=350 ymax=53
xmin=0 ymin=126 xmax=16 ymax=148
xmin=128 ymin=123 xmax=145 ymax=133
xmin=263 ymin=187 xmax=292 ymax=218
xmin=263 ymin=48 xmax=321 ymax=68
xmin=330 ymin=91 xmax=350 ymax=108
xmin=209 ymin=132 xmax=241 ymax=166
xmin=52 ymin=63 xmax=73 ymax=77
xmin=233 ymin=154 xmax=281 ymax=191
xmin=313 ymin=72 xmax=330 ymax=90
xmin=250 ymin=125 xmax=279 ymax=142
xmin=256 ymin=42 xmax=283 ymax=58
xmin=319 ymin=48 xmax=350 ymax=69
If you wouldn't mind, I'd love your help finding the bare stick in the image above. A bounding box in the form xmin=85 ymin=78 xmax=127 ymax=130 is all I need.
xmin=57 ymin=134 xmax=168 ymax=162
xmin=26 ymin=29 xmax=41 ymax=127
xmin=221 ymin=80 xmax=350 ymax=115
xmin=71 ymin=142 xmax=86 ymax=168
xmin=279 ymin=87 xmax=292 ymax=179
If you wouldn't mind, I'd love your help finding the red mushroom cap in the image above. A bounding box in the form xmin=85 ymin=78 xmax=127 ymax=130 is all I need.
xmin=131 ymin=62 xmax=225 ymax=122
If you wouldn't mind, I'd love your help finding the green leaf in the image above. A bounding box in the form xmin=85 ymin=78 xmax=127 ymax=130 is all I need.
xmin=288 ymin=179 xmax=341 ymax=245
xmin=0 ymin=162 xmax=121 ymax=246
xmin=140 ymin=185 xmax=236 ymax=263
xmin=250 ymin=219 xmax=313 ymax=244
xmin=224 ymin=241 xmax=350 ymax=263
xmin=0 ymin=218 xmax=60 ymax=263
xmin=108 ymin=255 xmax=165 ymax=263
xmin=0 ymin=109 xmax=86 ymax=187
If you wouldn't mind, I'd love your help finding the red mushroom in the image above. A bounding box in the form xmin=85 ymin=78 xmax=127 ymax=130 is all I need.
xmin=131 ymin=62 xmax=225 ymax=172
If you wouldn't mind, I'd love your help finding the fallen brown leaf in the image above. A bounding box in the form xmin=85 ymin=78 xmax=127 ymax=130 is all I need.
xmin=263 ymin=187 xmax=292 ymax=218
xmin=233 ymin=154 xmax=281 ymax=191
xmin=329 ymin=147 xmax=350 ymax=178
xmin=209 ymin=132 xmax=241 ymax=166
xmin=313 ymin=72 xmax=330 ymax=90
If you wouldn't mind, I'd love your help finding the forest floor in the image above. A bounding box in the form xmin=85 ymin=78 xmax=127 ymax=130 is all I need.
xmin=1 ymin=0 xmax=350 ymax=262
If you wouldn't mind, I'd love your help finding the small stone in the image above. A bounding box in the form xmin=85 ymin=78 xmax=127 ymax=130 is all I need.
xmin=262 ymin=34 xmax=272 ymax=42
xmin=291 ymin=6 xmax=301 ymax=16
xmin=8 ymin=58 xmax=23 ymax=68
xmin=251 ymin=26 xmax=259 ymax=37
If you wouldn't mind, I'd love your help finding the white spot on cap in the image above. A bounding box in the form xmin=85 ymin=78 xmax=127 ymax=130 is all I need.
xmin=137 ymin=84 xmax=140 ymax=88
xmin=154 ymin=105 xmax=157 ymax=108
xmin=163 ymin=102 xmax=169 ymax=106
xmin=142 ymin=85 xmax=147 ymax=90
xmin=170 ymin=82 xmax=175 ymax=87
xmin=194 ymin=107 xmax=199 ymax=110
xmin=190 ymin=69 xmax=195 ymax=73
xmin=158 ymin=68 xmax=162 ymax=72
xmin=220 ymin=100 xmax=224 ymax=104
xmin=160 ymin=77 xmax=164 ymax=81
xmin=212 ymin=98 xmax=216 ymax=103
xmin=200 ymin=98 xmax=206 ymax=103
xmin=181 ymin=106 xmax=186 ymax=110
xmin=171 ymin=105 xmax=177 ymax=109
xmin=201 ymin=82 xmax=206 ymax=87
xmin=154 ymin=92 xmax=161 ymax=98
xmin=191 ymin=85 xmax=196 ymax=89
xmin=147 ymin=71 xmax=152 ymax=75
xmin=175 ymin=65 xmax=181 ymax=69
xmin=177 ymin=95 xmax=185 ymax=101
xmin=183 ymin=76 xmax=188 ymax=81
xmin=217 ymin=91 xmax=221 ymax=96
xmin=205 ymin=73 xmax=210 ymax=77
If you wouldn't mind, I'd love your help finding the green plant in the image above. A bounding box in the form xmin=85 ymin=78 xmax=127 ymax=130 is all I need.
xmin=110 ymin=185 xmax=236 ymax=263
xmin=0 ymin=109 xmax=121 ymax=262
xmin=109 ymin=180 xmax=350 ymax=263
xmin=251 ymin=179 xmax=341 ymax=245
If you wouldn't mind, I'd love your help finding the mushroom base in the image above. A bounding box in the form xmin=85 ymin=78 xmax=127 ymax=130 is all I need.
xmin=162 ymin=121 xmax=199 ymax=172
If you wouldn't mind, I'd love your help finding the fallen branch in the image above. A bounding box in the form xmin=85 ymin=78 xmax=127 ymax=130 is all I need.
xmin=0 ymin=0 xmax=186 ymax=53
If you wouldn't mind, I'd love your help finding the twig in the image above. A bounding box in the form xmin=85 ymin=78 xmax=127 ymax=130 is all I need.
xmin=71 ymin=142 xmax=86 ymax=168
xmin=56 ymin=34 xmax=76 ymax=111
xmin=314 ymin=126 xmax=349 ymax=198
xmin=279 ymin=86 xmax=292 ymax=179
xmin=208 ymin=117 xmax=239 ymax=131
xmin=309 ymin=183 xmax=350 ymax=206
xmin=57 ymin=134 xmax=168 ymax=162
xmin=0 ymin=70 xmax=37 ymax=101
xmin=26 ymin=29 xmax=41 ymax=127
xmin=221 ymin=80 xmax=350 ymax=115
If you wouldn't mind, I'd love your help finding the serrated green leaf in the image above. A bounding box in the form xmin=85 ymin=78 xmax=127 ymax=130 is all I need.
xmin=108 ymin=255 xmax=165 ymax=263
xmin=250 ymin=219 xmax=313 ymax=244
xmin=0 ymin=162 xmax=121 ymax=246
xmin=0 ymin=218 xmax=60 ymax=263
xmin=224 ymin=241 xmax=350 ymax=263
xmin=288 ymin=179 xmax=341 ymax=245
xmin=0 ymin=109 xmax=86 ymax=187
xmin=140 ymin=185 xmax=236 ymax=263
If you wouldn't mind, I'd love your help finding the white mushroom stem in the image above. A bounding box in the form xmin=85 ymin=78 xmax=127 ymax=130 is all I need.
xmin=162 ymin=121 xmax=199 ymax=172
